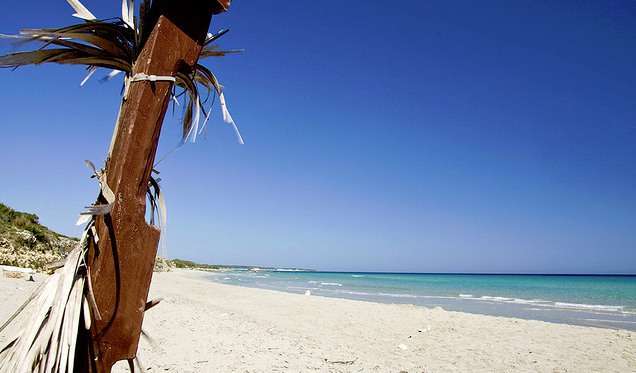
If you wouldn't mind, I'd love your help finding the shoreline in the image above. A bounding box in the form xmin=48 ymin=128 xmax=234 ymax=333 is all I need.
xmin=191 ymin=269 xmax=636 ymax=329
xmin=202 ymin=269 xmax=636 ymax=331
xmin=2 ymin=269 xmax=634 ymax=372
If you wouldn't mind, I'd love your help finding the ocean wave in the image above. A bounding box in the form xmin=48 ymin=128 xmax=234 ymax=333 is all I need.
xmin=377 ymin=292 xmax=418 ymax=298
xmin=335 ymin=290 xmax=422 ymax=299
xmin=457 ymin=294 xmax=626 ymax=313
xmin=351 ymin=275 xmax=365 ymax=278
xmin=458 ymin=295 xmax=550 ymax=305
xmin=418 ymin=295 xmax=458 ymax=300
xmin=479 ymin=296 xmax=514 ymax=302
xmin=554 ymin=302 xmax=624 ymax=312
xmin=320 ymin=282 xmax=343 ymax=286
xmin=288 ymin=286 xmax=320 ymax=291
xmin=582 ymin=318 xmax=636 ymax=324
xmin=478 ymin=296 xmax=547 ymax=305
xmin=337 ymin=290 xmax=374 ymax=296
xmin=511 ymin=298 xmax=550 ymax=305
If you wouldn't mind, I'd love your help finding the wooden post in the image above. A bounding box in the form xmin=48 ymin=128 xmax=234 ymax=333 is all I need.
xmin=79 ymin=1 xmax=230 ymax=371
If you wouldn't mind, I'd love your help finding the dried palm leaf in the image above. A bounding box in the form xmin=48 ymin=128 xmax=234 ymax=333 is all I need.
xmin=66 ymin=0 xmax=96 ymax=21
xmin=220 ymin=92 xmax=245 ymax=144
xmin=0 ymin=251 xmax=80 ymax=372
xmin=1 ymin=4 xmax=242 ymax=144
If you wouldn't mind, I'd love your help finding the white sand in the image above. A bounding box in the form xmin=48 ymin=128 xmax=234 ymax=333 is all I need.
xmin=1 ymin=270 xmax=634 ymax=372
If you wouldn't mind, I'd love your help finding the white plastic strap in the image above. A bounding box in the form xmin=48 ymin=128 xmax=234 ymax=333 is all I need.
xmin=130 ymin=73 xmax=176 ymax=83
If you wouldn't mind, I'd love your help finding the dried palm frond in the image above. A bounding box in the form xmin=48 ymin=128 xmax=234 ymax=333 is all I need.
xmin=147 ymin=171 xmax=169 ymax=258
xmin=0 ymin=0 xmax=244 ymax=144
xmin=0 ymin=232 xmax=89 ymax=373
xmin=0 ymin=162 xmax=124 ymax=372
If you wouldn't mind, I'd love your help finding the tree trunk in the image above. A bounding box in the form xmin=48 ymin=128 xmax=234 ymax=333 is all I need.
xmin=77 ymin=1 xmax=229 ymax=371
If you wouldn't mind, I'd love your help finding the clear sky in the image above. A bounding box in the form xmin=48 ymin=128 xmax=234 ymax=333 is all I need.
xmin=1 ymin=1 xmax=635 ymax=273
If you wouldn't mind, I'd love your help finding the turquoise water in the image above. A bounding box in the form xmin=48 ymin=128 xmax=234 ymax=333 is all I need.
xmin=205 ymin=271 xmax=636 ymax=330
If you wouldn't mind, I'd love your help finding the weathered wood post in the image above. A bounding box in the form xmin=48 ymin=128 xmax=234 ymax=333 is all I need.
xmin=79 ymin=1 xmax=231 ymax=371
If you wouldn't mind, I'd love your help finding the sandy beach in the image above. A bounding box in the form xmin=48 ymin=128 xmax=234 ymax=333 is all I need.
xmin=1 ymin=270 xmax=634 ymax=372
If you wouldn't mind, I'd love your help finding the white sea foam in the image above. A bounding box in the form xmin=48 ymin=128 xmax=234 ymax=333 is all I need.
xmin=457 ymin=294 xmax=626 ymax=314
xmin=320 ymin=282 xmax=343 ymax=286
xmin=377 ymin=292 xmax=418 ymax=298
xmin=417 ymin=295 xmax=457 ymax=300
xmin=472 ymin=296 xmax=547 ymax=305
xmin=582 ymin=318 xmax=636 ymax=324
xmin=351 ymin=275 xmax=365 ymax=278
xmin=510 ymin=298 xmax=549 ymax=305
xmin=554 ymin=302 xmax=624 ymax=312
xmin=288 ymin=286 xmax=320 ymax=291
xmin=314 ymin=281 xmax=630 ymax=314
xmin=479 ymin=296 xmax=513 ymax=302
xmin=338 ymin=290 xmax=373 ymax=296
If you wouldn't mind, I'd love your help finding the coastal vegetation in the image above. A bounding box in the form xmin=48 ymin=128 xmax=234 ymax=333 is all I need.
xmin=166 ymin=258 xmax=311 ymax=272
xmin=0 ymin=202 xmax=77 ymax=270
xmin=169 ymin=258 xmax=222 ymax=270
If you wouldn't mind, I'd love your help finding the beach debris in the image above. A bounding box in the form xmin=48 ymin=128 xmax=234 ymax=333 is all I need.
xmin=46 ymin=259 xmax=66 ymax=271
xmin=140 ymin=328 xmax=160 ymax=351
xmin=3 ymin=271 xmax=23 ymax=279
xmin=145 ymin=298 xmax=164 ymax=312
xmin=398 ymin=344 xmax=408 ymax=350
xmin=324 ymin=357 xmax=357 ymax=365
xmin=1 ymin=265 xmax=35 ymax=278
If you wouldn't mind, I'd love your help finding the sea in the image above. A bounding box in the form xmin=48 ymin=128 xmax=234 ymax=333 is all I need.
xmin=204 ymin=270 xmax=636 ymax=331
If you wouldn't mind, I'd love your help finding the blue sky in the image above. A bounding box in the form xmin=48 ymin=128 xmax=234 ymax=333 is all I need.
xmin=1 ymin=1 xmax=635 ymax=273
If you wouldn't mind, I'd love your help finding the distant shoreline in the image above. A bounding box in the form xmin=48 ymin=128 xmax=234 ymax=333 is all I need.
xmin=201 ymin=268 xmax=636 ymax=331
xmin=169 ymin=258 xmax=635 ymax=277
